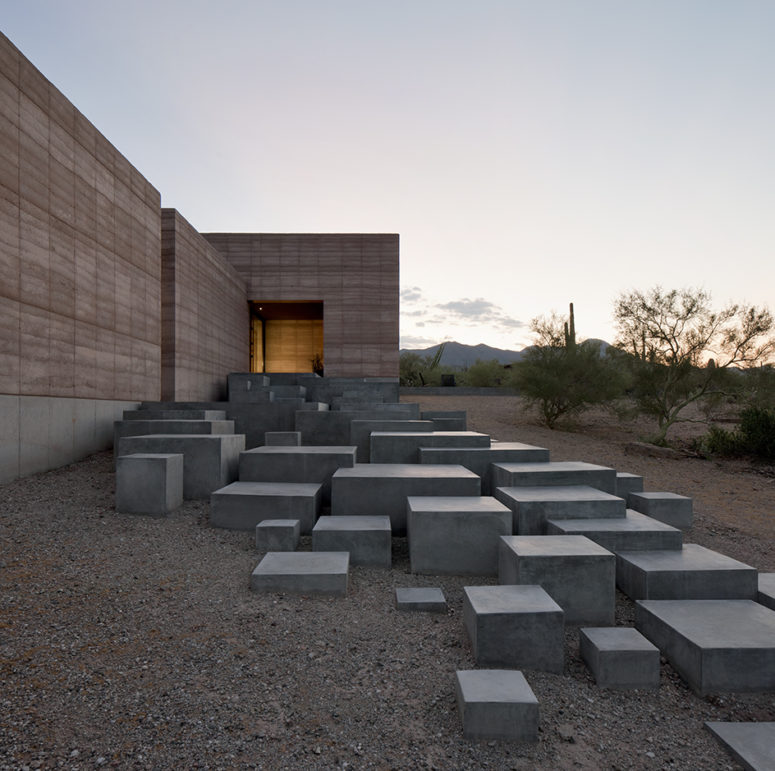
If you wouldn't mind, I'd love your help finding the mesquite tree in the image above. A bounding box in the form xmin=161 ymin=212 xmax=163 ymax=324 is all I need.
xmin=613 ymin=287 xmax=774 ymax=444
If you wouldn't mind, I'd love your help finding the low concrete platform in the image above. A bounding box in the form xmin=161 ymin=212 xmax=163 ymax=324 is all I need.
xmin=123 ymin=409 xmax=227 ymax=421
xmin=616 ymin=544 xmax=758 ymax=600
xmin=499 ymin=535 xmax=615 ymax=625
xmin=636 ymin=599 xmax=775 ymax=695
xmin=422 ymin=410 xmax=467 ymax=431
xmin=705 ymin=721 xmax=775 ymax=770
xmin=546 ymin=510 xmax=683 ymax=553
xmin=419 ymin=443 xmax=550 ymax=494
xmin=250 ymin=551 xmax=349 ymax=596
xmin=579 ymin=627 xmax=660 ymax=689
xmin=115 ymin=453 xmax=183 ymax=516
xmin=407 ymin=496 xmax=512 ymax=575
xmin=312 ymin=515 xmax=392 ymax=567
xmin=494 ymin=485 xmax=625 ymax=535
xmin=255 ymin=519 xmax=301 ymax=551
xmin=113 ymin=419 xmax=235 ymax=456
xmin=349 ymin=419 xmax=434 ymax=462
xmin=758 ymin=573 xmax=775 ymax=611
xmin=463 ymin=584 xmax=564 ymax=672
xmin=239 ymin=445 xmax=357 ymax=504
xmin=210 ymin=481 xmax=322 ymax=533
xmin=491 ymin=461 xmax=617 ymax=495
xmin=395 ymin=587 xmax=447 ymax=612
xmin=370 ymin=431 xmax=490 ymax=464
xmin=616 ymin=472 xmax=644 ymax=499
xmin=331 ymin=464 xmax=481 ymax=534
xmin=456 ymin=669 xmax=539 ymax=742
xmin=627 ymin=491 xmax=693 ymax=529
xmin=117 ymin=434 xmax=245 ymax=499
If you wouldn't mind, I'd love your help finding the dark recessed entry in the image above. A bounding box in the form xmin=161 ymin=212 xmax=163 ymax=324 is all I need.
xmin=250 ymin=301 xmax=324 ymax=374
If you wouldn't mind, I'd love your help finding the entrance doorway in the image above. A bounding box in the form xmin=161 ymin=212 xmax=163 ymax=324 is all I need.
xmin=249 ymin=301 xmax=323 ymax=374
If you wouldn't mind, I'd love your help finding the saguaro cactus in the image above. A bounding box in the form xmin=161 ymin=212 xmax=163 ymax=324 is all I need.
xmin=563 ymin=303 xmax=576 ymax=350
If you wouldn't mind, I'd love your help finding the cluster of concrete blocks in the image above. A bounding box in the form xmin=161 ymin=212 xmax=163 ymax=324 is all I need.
xmin=111 ymin=373 xmax=775 ymax=750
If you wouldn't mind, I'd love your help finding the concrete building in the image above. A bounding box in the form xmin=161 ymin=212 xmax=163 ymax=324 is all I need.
xmin=0 ymin=32 xmax=399 ymax=483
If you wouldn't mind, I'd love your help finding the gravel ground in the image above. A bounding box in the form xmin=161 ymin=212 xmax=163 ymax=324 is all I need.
xmin=1 ymin=395 xmax=774 ymax=770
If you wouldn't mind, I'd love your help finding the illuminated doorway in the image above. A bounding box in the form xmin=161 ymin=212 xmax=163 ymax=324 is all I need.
xmin=249 ymin=301 xmax=323 ymax=374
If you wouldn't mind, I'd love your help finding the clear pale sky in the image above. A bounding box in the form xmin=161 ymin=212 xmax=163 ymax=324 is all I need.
xmin=3 ymin=0 xmax=774 ymax=350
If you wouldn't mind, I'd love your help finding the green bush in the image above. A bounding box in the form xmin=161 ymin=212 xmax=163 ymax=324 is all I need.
xmin=739 ymin=406 xmax=775 ymax=460
xmin=697 ymin=406 xmax=775 ymax=460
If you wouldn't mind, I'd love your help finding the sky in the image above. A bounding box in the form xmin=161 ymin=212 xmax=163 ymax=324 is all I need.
xmin=2 ymin=0 xmax=774 ymax=351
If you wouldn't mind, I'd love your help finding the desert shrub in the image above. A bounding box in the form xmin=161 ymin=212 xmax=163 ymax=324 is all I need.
xmin=697 ymin=406 xmax=775 ymax=460
xmin=696 ymin=425 xmax=744 ymax=457
xmin=739 ymin=406 xmax=775 ymax=460
xmin=458 ymin=359 xmax=509 ymax=388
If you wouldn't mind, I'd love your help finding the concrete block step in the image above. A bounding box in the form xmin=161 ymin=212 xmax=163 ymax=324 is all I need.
xmin=494 ymin=485 xmax=625 ymax=535
xmin=421 ymin=411 xmax=467 ymax=431
xmin=331 ymin=463 xmax=481 ymax=535
xmin=210 ymin=481 xmax=322 ymax=533
xmin=312 ymin=515 xmax=392 ymax=567
xmin=239 ymin=445 xmax=357 ymax=505
xmin=250 ymin=551 xmax=349 ymax=596
xmin=546 ymin=510 xmax=683 ymax=553
xmin=499 ymin=535 xmax=616 ymax=626
xmin=419 ymin=443 xmax=550 ymax=495
xmin=407 ymin=496 xmax=512 ymax=576
xmin=123 ymin=409 xmax=227 ymax=421
xmin=616 ymin=544 xmax=758 ymax=600
xmin=350 ymin=419 xmax=434 ymax=462
xmin=491 ymin=461 xmax=618 ymax=495
xmin=758 ymin=573 xmax=775 ymax=610
xmin=636 ymin=599 xmax=775 ymax=695
xmin=114 ymin=419 xmax=235 ymax=455
xmin=371 ymin=431 xmax=491 ymax=464
xmin=627 ymin=491 xmax=693 ymax=529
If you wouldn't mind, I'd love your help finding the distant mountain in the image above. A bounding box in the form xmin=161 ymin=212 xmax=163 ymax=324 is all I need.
xmin=399 ymin=339 xmax=612 ymax=368
xmin=399 ymin=341 xmax=527 ymax=368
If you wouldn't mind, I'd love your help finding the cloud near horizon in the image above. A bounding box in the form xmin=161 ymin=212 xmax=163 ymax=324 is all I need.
xmin=436 ymin=297 xmax=526 ymax=331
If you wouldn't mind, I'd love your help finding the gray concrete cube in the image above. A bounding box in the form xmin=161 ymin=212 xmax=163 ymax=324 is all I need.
xmin=255 ymin=519 xmax=301 ymax=551
xmin=115 ymin=453 xmax=183 ymax=516
xmin=117 ymin=434 xmax=245 ymax=499
xmin=579 ymin=627 xmax=660 ymax=689
xmin=312 ymin=515 xmax=392 ymax=567
xmin=463 ymin=584 xmax=564 ymax=672
xmin=407 ymin=496 xmax=512 ymax=575
xmin=494 ymin=485 xmax=625 ymax=535
xmin=210 ymin=481 xmax=322 ymax=534
xmin=499 ymin=535 xmax=616 ymax=625
xmin=491 ymin=461 xmax=617 ymax=495
xmin=616 ymin=544 xmax=758 ymax=601
xmin=616 ymin=472 xmax=644 ymax=498
xmin=456 ymin=669 xmax=539 ymax=742
xmin=331 ymin=464 xmax=481 ymax=534
xmin=627 ymin=492 xmax=693 ymax=529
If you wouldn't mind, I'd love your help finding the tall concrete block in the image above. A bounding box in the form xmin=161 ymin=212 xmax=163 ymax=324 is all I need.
xmin=407 ymin=496 xmax=512 ymax=575
xmin=627 ymin=492 xmax=693 ymax=529
xmin=463 ymin=584 xmax=564 ymax=672
xmin=115 ymin=453 xmax=183 ymax=516
xmin=499 ymin=535 xmax=616 ymax=625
